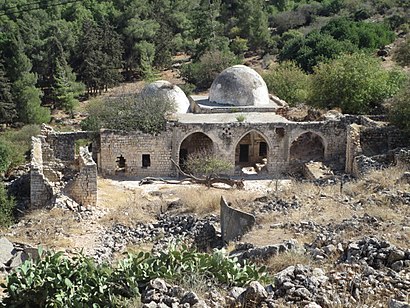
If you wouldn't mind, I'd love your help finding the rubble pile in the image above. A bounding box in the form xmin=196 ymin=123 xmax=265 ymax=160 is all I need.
xmin=94 ymin=214 xmax=221 ymax=261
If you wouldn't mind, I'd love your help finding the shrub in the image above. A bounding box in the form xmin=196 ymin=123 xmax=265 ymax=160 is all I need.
xmin=279 ymin=31 xmax=357 ymax=72
xmin=389 ymin=79 xmax=410 ymax=134
xmin=0 ymin=184 xmax=15 ymax=227
xmin=116 ymin=246 xmax=269 ymax=287
xmin=185 ymin=149 xmax=233 ymax=177
xmin=2 ymin=247 xmax=269 ymax=306
xmin=321 ymin=18 xmax=396 ymax=49
xmin=81 ymin=95 xmax=174 ymax=134
xmin=180 ymin=50 xmax=239 ymax=90
xmin=2 ymin=249 xmax=140 ymax=307
xmin=309 ymin=53 xmax=407 ymax=114
xmin=393 ymin=35 xmax=410 ymax=67
xmin=263 ymin=61 xmax=310 ymax=106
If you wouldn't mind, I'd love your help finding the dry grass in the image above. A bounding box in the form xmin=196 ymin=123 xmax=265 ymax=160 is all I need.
xmin=265 ymin=250 xmax=314 ymax=274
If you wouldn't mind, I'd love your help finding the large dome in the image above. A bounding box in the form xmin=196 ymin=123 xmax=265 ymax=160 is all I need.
xmin=209 ymin=65 xmax=270 ymax=107
xmin=140 ymin=80 xmax=190 ymax=114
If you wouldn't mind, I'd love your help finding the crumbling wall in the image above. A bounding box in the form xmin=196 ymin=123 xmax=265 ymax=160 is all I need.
xmin=30 ymin=130 xmax=98 ymax=208
xmin=30 ymin=137 xmax=53 ymax=207
xmin=64 ymin=147 xmax=97 ymax=206
xmin=44 ymin=131 xmax=96 ymax=161
xmin=99 ymin=129 xmax=174 ymax=177
xmin=345 ymin=124 xmax=362 ymax=175
xmin=345 ymin=118 xmax=410 ymax=177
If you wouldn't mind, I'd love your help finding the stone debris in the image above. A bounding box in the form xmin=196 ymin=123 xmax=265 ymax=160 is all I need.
xmin=230 ymin=240 xmax=297 ymax=262
xmin=0 ymin=237 xmax=38 ymax=271
xmin=303 ymin=161 xmax=334 ymax=180
xmin=94 ymin=214 xmax=221 ymax=262
xmin=252 ymin=195 xmax=300 ymax=214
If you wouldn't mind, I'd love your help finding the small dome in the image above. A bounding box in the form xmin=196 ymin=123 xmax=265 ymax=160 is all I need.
xmin=209 ymin=65 xmax=270 ymax=107
xmin=140 ymin=80 xmax=190 ymax=113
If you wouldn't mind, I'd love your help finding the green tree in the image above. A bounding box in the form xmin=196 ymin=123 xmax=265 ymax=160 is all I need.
xmin=53 ymin=61 xmax=85 ymax=115
xmin=185 ymin=149 xmax=233 ymax=178
xmin=0 ymin=62 xmax=16 ymax=124
xmin=279 ymin=31 xmax=357 ymax=72
xmin=180 ymin=49 xmax=239 ymax=89
xmin=81 ymin=94 xmax=175 ymax=134
xmin=321 ymin=18 xmax=396 ymax=49
xmin=263 ymin=61 xmax=310 ymax=106
xmin=0 ymin=183 xmax=15 ymax=228
xmin=393 ymin=35 xmax=410 ymax=67
xmin=309 ymin=53 xmax=407 ymax=114
xmin=390 ymin=78 xmax=410 ymax=134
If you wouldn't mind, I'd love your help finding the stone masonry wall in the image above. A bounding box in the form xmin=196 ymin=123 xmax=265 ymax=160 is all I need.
xmin=30 ymin=137 xmax=53 ymax=207
xmin=45 ymin=131 xmax=96 ymax=161
xmin=98 ymin=118 xmax=351 ymax=178
xmin=64 ymin=147 xmax=97 ymax=206
xmin=99 ymin=130 xmax=174 ymax=177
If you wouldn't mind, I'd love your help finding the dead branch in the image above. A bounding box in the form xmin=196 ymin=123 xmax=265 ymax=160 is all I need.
xmin=138 ymin=160 xmax=244 ymax=189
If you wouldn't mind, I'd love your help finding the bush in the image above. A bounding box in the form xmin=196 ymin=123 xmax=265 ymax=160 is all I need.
xmin=309 ymin=53 xmax=407 ymax=114
xmin=390 ymin=79 xmax=410 ymax=134
xmin=0 ymin=125 xmax=41 ymax=173
xmin=393 ymin=35 xmax=410 ymax=67
xmin=263 ymin=61 xmax=310 ymax=106
xmin=2 ymin=249 xmax=140 ymax=307
xmin=180 ymin=50 xmax=239 ymax=90
xmin=2 ymin=247 xmax=269 ymax=306
xmin=321 ymin=18 xmax=396 ymax=49
xmin=81 ymin=95 xmax=174 ymax=134
xmin=279 ymin=31 xmax=357 ymax=72
xmin=185 ymin=149 xmax=233 ymax=177
xmin=0 ymin=184 xmax=15 ymax=227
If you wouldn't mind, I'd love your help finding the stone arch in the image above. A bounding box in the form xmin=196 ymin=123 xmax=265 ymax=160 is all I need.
xmin=234 ymin=130 xmax=270 ymax=174
xmin=178 ymin=132 xmax=214 ymax=171
xmin=290 ymin=131 xmax=325 ymax=162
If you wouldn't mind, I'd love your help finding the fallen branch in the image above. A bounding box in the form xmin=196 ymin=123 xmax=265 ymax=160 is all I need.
xmin=138 ymin=160 xmax=244 ymax=189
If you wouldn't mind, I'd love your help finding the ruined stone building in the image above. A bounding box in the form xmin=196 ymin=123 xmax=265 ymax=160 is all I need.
xmin=30 ymin=65 xmax=409 ymax=208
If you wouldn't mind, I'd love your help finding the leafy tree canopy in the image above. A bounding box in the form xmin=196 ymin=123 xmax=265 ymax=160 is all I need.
xmin=309 ymin=53 xmax=407 ymax=114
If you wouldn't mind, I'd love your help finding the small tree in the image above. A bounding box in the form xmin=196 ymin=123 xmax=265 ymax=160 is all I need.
xmin=180 ymin=49 xmax=239 ymax=90
xmin=390 ymin=79 xmax=410 ymax=134
xmin=185 ymin=149 xmax=233 ymax=179
xmin=0 ymin=184 xmax=14 ymax=227
xmin=309 ymin=53 xmax=406 ymax=114
xmin=263 ymin=61 xmax=310 ymax=106
xmin=393 ymin=36 xmax=410 ymax=67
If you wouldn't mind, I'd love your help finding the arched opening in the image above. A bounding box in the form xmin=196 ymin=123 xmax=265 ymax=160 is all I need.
xmin=179 ymin=132 xmax=214 ymax=171
xmin=235 ymin=131 xmax=269 ymax=175
xmin=290 ymin=132 xmax=325 ymax=162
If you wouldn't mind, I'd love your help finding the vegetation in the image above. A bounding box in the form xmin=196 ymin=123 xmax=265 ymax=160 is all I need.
xmin=309 ymin=53 xmax=406 ymax=114
xmin=0 ymin=184 xmax=15 ymax=228
xmin=393 ymin=36 xmax=410 ymax=67
xmin=0 ymin=125 xmax=40 ymax=174
xmin=263 ymin=61 xmax=310 ymax=106
xmin=0 ymin=0 xmax=407 ymax=124
xmin=2 ymin=246 xmax=269 ymax=307
xmin=81 ymin=95 xmax=174 ymax=134
xmin=389 ymin=79 xmax=410 ymax=134
xmin=180 ymin=49 xmax=239 ymax=90
xmin=185 ymin=150 xmax=233 ymax=177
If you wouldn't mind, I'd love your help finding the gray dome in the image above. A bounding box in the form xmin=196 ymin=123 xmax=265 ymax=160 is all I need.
xmin=209 ymin=65 xmax=270 ymax=107
xmin=140 ymin=80 xmax=190 ymax=114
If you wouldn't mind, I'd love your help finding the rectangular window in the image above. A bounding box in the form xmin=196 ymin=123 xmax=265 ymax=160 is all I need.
xmin=259 ymin=142 xmax=267 ymax=157
xmin=142 ymin=154 xmax=151 ymax=168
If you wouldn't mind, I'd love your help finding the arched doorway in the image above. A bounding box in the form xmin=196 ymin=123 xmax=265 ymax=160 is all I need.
xmin=179 ymin=132 xmax=214 ymax=171
xmin=290 ymin=132 xmax=325 ymax=162
xmin=235 ymin=131 xmax=269 ymax=174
